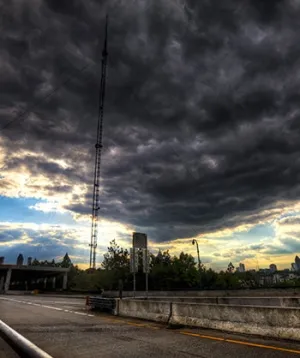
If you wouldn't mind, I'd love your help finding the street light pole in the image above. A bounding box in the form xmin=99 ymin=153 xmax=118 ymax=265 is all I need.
xmin=192 ymin=239 xmax=201 ymax=271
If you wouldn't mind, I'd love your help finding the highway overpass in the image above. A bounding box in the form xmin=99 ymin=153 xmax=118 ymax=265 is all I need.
xmin=1 ymin=295 xmax=300 ymax=357
xmin=0 ymin=265 xmax=69 ymax=293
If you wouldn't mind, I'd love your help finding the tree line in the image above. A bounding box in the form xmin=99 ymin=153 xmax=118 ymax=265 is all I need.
xmin=64 ymin=240 xmax=300 ymax=292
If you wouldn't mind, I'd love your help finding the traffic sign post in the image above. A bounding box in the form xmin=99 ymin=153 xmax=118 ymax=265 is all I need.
xmin=130 ymin=247 xmax=139 ymax=297
xmin=131 ymin=232 xmax=149 ymax=297
xmin=142 ymin=248 xmax=150 ymax=297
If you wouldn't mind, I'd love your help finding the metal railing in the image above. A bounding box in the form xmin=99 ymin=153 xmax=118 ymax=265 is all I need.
xmin=0 ymin=319 xmax=53 ymax=358
xmin=86 ymin=296 xmax=116 ymax=313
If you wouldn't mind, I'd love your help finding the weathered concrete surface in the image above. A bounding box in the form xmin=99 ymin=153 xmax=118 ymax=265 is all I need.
xmin=103 ymin=288 xmax=300 ymax=298
xmin=118 ymin=299 xmax=171 ymax=323
xmin=132 ymin=296 xmax=300 ymax=308
xmin=170 ymin=303 xmax=300 ymax=341
xmin=117 ymin=299 xmax=300 ymax=342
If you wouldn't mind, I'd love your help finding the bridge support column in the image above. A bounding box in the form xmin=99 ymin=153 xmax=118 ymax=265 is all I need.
xmin=0 ymin=276 xmax=4 ymax=293
xmin=52 ymin=277 xmax=56 ymax=290
xmin=62 ymin=273 xmax=67 ymax=290
xmin=44 ymin=278 xmax=47 ymax=289
xmin=4 ymin=269 xmax=12 ymax=293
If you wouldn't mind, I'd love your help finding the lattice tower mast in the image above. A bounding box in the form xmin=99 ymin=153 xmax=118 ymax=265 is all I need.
xmin=89 ymin=16 xmax=108 ymax=269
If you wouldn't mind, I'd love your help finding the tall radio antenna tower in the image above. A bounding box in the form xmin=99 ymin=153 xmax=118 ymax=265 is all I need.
xmin=89 ymin=15 xmax=109 ymax=269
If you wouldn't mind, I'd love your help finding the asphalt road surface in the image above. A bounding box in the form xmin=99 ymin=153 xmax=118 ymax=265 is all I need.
xmin=1 ymin=295 xmax=300 ymax=358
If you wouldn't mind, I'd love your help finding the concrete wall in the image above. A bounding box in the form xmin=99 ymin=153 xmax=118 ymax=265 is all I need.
xmin=130 ymin=296 xmax=300 ymax=307
xmin=118 ymin=299 xmax=171 ymax=323
xmin=116 ymin=299 xmax=300 ymax=342
xmin=171 ymin=302 xmax=300 ymax=341
xmin=104 ymin=288 xmax=300 ymax=298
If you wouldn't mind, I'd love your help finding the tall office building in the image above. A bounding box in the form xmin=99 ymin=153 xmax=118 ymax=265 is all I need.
xmin=269 ymin=264 xmax=277 ymax=273
xmin=295 ymin=256 xmax=300 ymax=271
xmin=239 ymin=263 xmax=246 ymax=272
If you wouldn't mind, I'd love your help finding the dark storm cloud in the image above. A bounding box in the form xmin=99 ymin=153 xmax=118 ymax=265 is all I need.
xmin=2 ymin=0 xmax=300 ymax=242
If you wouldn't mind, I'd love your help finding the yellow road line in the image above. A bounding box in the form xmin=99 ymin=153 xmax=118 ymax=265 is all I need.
xmin=94 ymin=314 xmax=300 ymax=354
xmin=145 ymin=325 xmax=160 ymax=330
xmin=127 ymin=322 xmax=145 ymax=327
xmin=104 ymin=318 xmax=125 ymax=323
xmin=180 ymin=331 xmax=300 ymax=355
xmin=102 ymin=317 xmax=160 ymax=330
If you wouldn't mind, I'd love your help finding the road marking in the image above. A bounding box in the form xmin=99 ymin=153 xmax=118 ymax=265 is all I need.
xmin=42 ymin=305 xmax=63 ymax=311
xmin=127 ymin=322 xmax=145 ymax=327
xmin=0 ymin=297 xmax=93 ymax=317
xmin=105 ymin=318 xmax=125 ymax=323
xmin=226 ymin=339 xmax=300 ymax=355
xmin=180 ymin=331 xmax=300 ymax=355
xmin=101 ymin=317 xmax=160 ymax=330
xmin=144 ymin=324 xmax=160 ymax=330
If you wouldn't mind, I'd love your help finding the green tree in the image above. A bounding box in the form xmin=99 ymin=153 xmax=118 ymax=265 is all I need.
xmin=226 ymin=262 xmax=235 ymax=273
xmin=102 ymin=240 xmax=130 ymax=270
xmin=172 ymin=252 xmax=198 ymax=289
xmin=70 ymin=269 xmax=102 ymax=291
xmin=60 ymin=253 xmax=72 ymax=268
xmin=31 ymin=258 xmax=40 ymax=266
xmin=149 ymin=251 xmax=198 ymax=290
xmin=101 ymin=240 xmax=131 ymax=290
xmin=200 ymin=268 xmax=218 ymax=289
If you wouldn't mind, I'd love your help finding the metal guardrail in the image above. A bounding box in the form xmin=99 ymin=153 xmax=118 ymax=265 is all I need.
xmin=86 ymin=296 xmax=116 ymax=313
xmin=0 ymin=319 xmax=53 ymax=358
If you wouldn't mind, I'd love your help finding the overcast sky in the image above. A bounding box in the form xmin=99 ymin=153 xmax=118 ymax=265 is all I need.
xmin=1 ymin=0 xmax=300 ymax=270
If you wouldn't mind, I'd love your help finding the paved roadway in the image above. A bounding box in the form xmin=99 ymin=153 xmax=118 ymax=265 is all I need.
xmin=1 ymin=295 xmax=300 ymax=358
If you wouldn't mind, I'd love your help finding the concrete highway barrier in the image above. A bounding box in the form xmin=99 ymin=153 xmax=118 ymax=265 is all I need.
xmin=103 ymin=288 xmax=300 ymax=298
xmin=118 ymin=299 xmax=171 ymax=323
xmin=170 ymin=302 xmax=300 ymax=341
xmin=128 ymin=296 xmax=300 ymax=307
xmin=116 ymin=299 xmax=300 ymax=342
xmin=0 ymin=319 xmax=53 ymax=358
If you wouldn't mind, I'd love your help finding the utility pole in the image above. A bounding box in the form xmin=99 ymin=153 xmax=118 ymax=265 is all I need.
xmin=89 ymin=15 xmax=109 ymax=270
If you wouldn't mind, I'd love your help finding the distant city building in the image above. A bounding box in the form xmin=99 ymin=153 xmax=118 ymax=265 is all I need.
xmin=27 ymin=257 xmax=32 ymax=266
xmin=238 ymin=263 xmax=245 ymax=273
xmin=16 ymin=254 xmax=24 ymax=266
xmin=259 ymin=268 xmax=271 ymax=274
xmin=269 ymin=264 xmax=277 ymax=273
xmin=295 ymin=256 xmax=300 ymax=271
xmin=0 ymin=257 xmax=4 ymax=265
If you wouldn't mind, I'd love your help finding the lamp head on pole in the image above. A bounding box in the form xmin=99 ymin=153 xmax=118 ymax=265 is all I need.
xmin=192 ymin=239 xmax=196 ymax=245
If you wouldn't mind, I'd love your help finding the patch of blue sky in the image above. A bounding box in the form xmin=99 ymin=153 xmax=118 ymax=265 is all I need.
xmin=0 ymin=196 xmax=76 ymax=226
xmin=228 ymin=223 xmax=275 ymax=242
